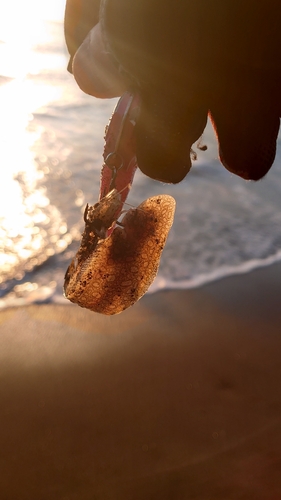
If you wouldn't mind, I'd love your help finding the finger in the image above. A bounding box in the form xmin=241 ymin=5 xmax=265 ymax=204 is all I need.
xmin=136 ymin=87 xmax=208 ymax=183
xmin=209 ymin=71 xmax=280 ymax=180
xmin=72 ymin=23 xmax=131 ymax=98
xmin=64 ymin=0 xmax=100 ymax=72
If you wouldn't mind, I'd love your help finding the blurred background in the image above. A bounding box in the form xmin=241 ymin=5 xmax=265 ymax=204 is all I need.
xmin=1 ymin=0 xmax=281 ymax=309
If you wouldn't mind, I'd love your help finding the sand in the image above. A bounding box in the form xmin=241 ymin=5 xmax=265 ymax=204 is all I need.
xmin=1 ymin=263 xmax=281 ymax=499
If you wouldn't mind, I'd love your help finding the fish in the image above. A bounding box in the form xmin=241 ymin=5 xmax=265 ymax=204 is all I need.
xmin=64 ymin=192 xmax=176 ymax=315
xmin=64 ymin=92 xmax=176 ymax=314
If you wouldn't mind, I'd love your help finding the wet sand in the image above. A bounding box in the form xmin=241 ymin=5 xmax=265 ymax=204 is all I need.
xmin=1 ymin=263 xmax=281 ymax=499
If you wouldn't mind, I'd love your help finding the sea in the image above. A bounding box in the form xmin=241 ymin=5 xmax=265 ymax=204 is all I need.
xmin=1 ymin=0 xmax=281 ymax=310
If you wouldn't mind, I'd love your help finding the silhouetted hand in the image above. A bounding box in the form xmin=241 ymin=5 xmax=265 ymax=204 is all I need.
xmin=65 ymin=0 xmax=281 ymax=183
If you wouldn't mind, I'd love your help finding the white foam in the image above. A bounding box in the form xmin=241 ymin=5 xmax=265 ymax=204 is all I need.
xmin=149 ymin=249 xmax=281 ymax=293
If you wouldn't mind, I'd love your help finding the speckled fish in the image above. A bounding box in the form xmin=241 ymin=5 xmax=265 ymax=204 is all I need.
xmin=64 ymin=92 xmax=175 ymax=314
xmin=64 ymin=194 xmax=176 ymax=315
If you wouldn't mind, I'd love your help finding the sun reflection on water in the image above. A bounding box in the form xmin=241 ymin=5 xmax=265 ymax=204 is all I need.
xmin=0 ymin=0 xmax=66 ymax=78
xmin=0 ymin=0 xmax=70 ymax=289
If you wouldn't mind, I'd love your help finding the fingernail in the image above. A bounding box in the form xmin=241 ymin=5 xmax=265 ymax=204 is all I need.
xmin=72 ymin=23 xmax=129 ymax=98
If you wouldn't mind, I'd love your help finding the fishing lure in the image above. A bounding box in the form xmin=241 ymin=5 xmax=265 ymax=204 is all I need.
xmin=64 ymin=191 xmax=175 ymax=315
xmin=100 ymin=91 xmax=140 ymax=211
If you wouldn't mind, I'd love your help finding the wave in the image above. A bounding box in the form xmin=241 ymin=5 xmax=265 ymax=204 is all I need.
xmin=1 ymin=248 xmax=281 ymax=311
xmin=150 ymin=248 xmax=281 ymax=292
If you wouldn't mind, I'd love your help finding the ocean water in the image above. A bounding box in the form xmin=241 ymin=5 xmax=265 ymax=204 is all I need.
xmin=1 ymin=4 xmax=281 ymax=309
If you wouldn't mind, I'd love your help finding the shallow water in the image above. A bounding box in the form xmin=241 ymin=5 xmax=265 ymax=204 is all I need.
xmin=1 ymin=4 xmax=281 ymax=309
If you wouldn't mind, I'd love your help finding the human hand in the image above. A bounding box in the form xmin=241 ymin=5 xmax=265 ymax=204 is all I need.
xmin=65 ymin=0 xmax=281 ymax=183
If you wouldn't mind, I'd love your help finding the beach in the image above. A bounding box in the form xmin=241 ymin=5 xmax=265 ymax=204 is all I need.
xmin=1 ymin=263 xmax=281 ymax=499
xmin=1 ymin=5 xmax=281 ymax=498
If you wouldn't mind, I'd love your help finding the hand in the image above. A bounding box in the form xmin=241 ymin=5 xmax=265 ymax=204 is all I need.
xmin=65 ymin=0 xmax=281 ymax=183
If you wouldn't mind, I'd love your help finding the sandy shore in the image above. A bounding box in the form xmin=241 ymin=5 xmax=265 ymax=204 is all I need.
xmin=1 ymin=263 xmax=281 ymax=499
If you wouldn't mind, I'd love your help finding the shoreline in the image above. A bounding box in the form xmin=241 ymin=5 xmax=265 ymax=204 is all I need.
xmin=2 ymin=253 xmax=281 ymax=312
xmin=1 ymin=262 xmax=281 ymax=498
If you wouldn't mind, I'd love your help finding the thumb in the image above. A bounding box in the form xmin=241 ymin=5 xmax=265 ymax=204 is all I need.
xmin=72 ymin=23 xmax=131 ymax=98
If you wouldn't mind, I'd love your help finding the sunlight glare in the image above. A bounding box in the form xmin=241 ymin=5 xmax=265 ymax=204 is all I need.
xmin=0 ymin=0 xmax=69 ymax=284
xmin=0 ymin=0 xmax=67 ymax=78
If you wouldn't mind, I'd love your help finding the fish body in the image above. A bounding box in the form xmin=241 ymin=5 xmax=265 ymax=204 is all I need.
xmin=64 ymin=194 xmax=175 ymax=315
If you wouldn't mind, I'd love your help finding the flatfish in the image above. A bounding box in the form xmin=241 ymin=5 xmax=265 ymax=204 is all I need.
xmin=64 ymin=192 xmax=175 ymax=315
